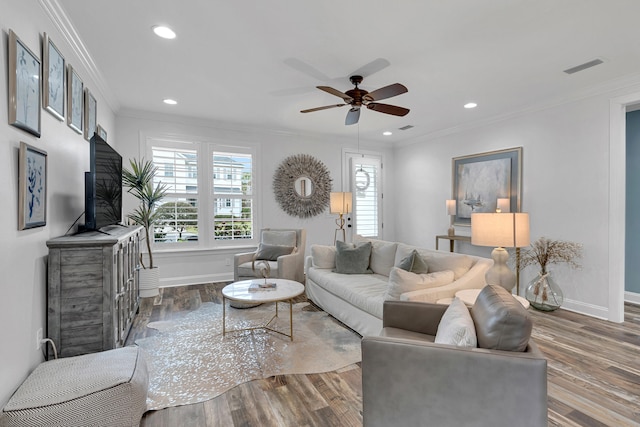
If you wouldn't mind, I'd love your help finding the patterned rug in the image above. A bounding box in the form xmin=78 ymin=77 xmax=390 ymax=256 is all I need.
xmin=135 ymin=302 xmax=362 ymax=410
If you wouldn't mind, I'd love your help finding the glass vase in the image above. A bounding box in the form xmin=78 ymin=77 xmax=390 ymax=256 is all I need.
xmin=525 ymin=271 xmax=563 ymax=311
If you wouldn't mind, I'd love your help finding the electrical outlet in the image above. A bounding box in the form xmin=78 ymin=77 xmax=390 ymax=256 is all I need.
xmin=225 ymin=258 xmax=231 ymax=266
xmin=36 ymin=328 xmax=43 ymax=350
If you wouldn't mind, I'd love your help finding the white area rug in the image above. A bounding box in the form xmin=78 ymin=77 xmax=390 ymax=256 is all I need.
xmin=135 ymin=302 xmax=362 ymax=410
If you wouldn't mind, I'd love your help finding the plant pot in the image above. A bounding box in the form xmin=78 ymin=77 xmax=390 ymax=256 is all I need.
xmin=139 ymin=267 xmax=160 ymax=298
xmin=525 ymin=271 xmax=563 ymax=311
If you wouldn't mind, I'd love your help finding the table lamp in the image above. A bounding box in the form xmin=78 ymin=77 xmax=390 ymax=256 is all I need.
xmin=471 ymin=212 xmax=530 ymax=292
xmin=446 ymin=199 xmax=456 ymax=236
xmin=330 ymin=192 xmax=352 ymax=243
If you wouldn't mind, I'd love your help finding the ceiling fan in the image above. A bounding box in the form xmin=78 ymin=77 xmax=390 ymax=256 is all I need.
xmin=300 ymin=75 xmax=409 ymax=125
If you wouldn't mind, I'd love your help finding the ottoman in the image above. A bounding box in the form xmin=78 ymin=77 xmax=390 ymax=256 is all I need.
xmin=0 ymin=346 xmax=148 ymax=427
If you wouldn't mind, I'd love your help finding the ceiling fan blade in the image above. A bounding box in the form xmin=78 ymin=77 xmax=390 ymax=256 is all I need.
xmin=283 ymin=58 xmax=331 ymax=82
xmin=349 ymin=58 xmax=390 ymax=78
xmin=363 ymin=83 xmax=408 ymax=102
xmin=300 ymin=104 xmax=346 ymax=113
xmin=345 ymin=107 xmax=360 ymax=125
xmin=367 ymin=103 xmax=410 ymax=116
xmin=317 ymin=86 xmax=353 ymax=102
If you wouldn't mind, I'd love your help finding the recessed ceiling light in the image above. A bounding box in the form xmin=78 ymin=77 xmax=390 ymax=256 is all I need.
xmin=383 ymin=131 xmax=392 ymax=136
xmin=163 ymin=99 xmax=177 ymax=105
xmin=153 ymin=25 xmax=176 ymax=39
xmin=464 ymin=102 xmax=478 ymax=109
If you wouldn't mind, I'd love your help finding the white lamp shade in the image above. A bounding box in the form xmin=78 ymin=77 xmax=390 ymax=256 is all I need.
xmin=446 ymin=199 xmax=456 ymax=216
xmin=471 ymin=212 xmax=530 ymax=248
xmin=497 ymin=198 xmax=510 ymax=213
xmin=330 ymin=192 xmax=353 ymax=214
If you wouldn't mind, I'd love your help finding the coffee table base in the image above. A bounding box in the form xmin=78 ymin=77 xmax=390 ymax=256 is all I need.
xmin=223 ymin=298 xmax=295 ymax=341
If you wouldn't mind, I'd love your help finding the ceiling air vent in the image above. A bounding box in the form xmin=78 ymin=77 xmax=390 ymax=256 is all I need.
xmin=563 ymin=58 xmax=604 ymax=75
xmin=398 ymin=125 xmax=414 ymax=131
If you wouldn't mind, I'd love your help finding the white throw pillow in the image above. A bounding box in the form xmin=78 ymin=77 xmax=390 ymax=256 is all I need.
xmin=385 ymin=267 xmax=455 ymax=301
xmin=311 ymin=245 xmax=336 ymax=269
xmin=424 ymin=253 xmax=474 ymax=280
xmin=434 ymin=297 xmax=477 ymax=348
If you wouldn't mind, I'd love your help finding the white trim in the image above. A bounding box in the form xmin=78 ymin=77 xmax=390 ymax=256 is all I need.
xmin=609 ymin=91 xmax=640 ymax=322
xmin=560 ymin=298 xmax=609 ymax=321
xmin=624 ymin=291 xmax=640 ymax=305
xmin=160 ymin=272 xmax=232 ymax=288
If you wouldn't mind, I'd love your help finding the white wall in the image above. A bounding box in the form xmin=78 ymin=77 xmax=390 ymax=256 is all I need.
xmin=115 ymin=111 xmax=396 ymax=286
xmin=0 ymin=1 xmax=117 ymax=408
xmin=393 ymin=84 xmax=640 ymax=320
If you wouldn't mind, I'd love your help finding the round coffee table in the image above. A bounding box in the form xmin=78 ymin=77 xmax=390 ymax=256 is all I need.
xmin=222 ymin=279 xmax=305 ymax=341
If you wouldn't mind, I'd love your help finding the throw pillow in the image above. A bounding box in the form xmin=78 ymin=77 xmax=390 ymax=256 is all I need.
xmin=434 ymin=297 xmax=477 ymax=348
xmin=423 ymin=253 xmax=474 ymax=280
xmin=354 ymin=235 xmax=398 ymax=276
xmin=311 ymin=244 xmax=336 ymax=269
xmin=254 ymin=243 xmax=295 ymax=261
xmin=396 ymin=249 xmax=429 ymax=274
xmin=334 ymin=241 xmax=373 ymax=274
xmin=472 ymin=285 xmax=532 ymax=352
xmin=385 ymin=267 xmax=454 ymax=300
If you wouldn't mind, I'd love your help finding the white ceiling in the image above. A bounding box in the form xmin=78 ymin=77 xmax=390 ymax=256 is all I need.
xmin=56 ymin=0 xmax=640 ymax=143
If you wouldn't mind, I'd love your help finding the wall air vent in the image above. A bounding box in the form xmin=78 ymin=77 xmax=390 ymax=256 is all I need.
xmin=398 ymin=125 xmax=414 ymax=131
xmin=563 ymin=58 xmax=604 ymax=75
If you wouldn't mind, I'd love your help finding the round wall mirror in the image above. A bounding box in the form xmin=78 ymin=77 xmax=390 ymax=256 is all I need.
xmin=273 ymin=154 xmax=332 ymax=218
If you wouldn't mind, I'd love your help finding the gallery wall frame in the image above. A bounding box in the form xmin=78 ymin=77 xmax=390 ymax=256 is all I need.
xmin=84 ymin=88 xmax=97 ymax=141
xmin=451 ymin=147 xmax=522 ymax=226
xmin=67 ymin=63 xmax=83 ymax=134
xmin=19 ymin=141 xmax=48 ymax=230
xmin=42 ymin=32 xmax=65 ymax=121
xmin=97 ymin=124 xmax=107 ymax=141
xmin=8 ymin=29 xmax=41 ymax=137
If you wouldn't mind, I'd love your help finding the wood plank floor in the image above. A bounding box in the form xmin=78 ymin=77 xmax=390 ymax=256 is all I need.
xmin=127 ymin=283 xmax=640 ymax=427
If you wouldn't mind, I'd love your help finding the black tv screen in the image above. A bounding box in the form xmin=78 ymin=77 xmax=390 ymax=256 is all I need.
xmin=85 ymin=133 xmax=122 ymax=231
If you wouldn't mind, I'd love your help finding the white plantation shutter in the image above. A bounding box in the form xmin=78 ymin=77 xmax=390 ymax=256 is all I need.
xmin=212 ymin=151 xmax=253 ymax=240
xmin=350 ymin=156 xmax=382 ymax=238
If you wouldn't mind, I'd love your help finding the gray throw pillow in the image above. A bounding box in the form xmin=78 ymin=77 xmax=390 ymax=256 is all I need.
xmin=255 ymin=243 xmax=295 ymax=261
xmin=396 ymin=249 xmax=429 ymax=274
xmin=335 ymin=241 xmax=373 ymax=274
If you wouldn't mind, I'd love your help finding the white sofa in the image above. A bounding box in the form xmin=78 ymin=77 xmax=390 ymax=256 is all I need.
xmin=305 ymin=237 xmax=493 ymax=336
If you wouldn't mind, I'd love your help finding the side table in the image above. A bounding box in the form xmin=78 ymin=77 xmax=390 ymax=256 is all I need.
xmin=455 ymin=288 xmax=530 ymax=309
xmin=435 ymin=234 xmax=471 ymax=252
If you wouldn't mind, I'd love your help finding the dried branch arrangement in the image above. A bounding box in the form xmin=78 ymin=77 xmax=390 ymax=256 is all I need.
xmin=519 ymin=237 xmax=583 ymax=273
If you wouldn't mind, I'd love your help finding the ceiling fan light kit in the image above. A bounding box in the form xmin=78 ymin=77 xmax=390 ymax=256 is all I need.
xmin=301 ymin=75 xmax=409 ymax=125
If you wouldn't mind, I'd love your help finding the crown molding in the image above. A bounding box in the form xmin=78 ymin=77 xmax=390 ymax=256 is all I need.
xmin=39 ymin=0 xmax=120 ymax=114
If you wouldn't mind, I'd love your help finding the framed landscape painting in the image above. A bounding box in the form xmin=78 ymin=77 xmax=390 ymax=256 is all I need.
xmin=84 ymin=88 xmax=97 ymax=141
xmin=8 ymin=29 xmax=41 ymax=137
xmin=451 ymin=147 xmax=522 ymax=226
xmin=19 ymin=142 xmax=47 ymax=230
xmin=42 ymin=32 xmax=65 ymax=120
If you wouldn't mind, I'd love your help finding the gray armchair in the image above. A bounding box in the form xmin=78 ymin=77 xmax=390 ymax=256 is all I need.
xmin=361 ymin=286 xmax=547 ymax=427
xmin=234 ymin=228 xmax=306 ymax=284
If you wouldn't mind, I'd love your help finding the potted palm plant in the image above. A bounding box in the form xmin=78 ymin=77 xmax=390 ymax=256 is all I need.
xmin=122 ymin=158 xmax=168 ymax=297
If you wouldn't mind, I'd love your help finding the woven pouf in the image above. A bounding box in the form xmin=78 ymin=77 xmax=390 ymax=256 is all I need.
xmin=0 ymin=346 xmax=148 ymax=427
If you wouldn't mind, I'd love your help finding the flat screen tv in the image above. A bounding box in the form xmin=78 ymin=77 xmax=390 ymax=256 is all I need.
xmin=84 ymin=133 xmax=123 ymax=231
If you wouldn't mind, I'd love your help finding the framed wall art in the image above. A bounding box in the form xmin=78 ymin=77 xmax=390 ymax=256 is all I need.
xmin=67 ymin=64 xmax=83 ymax=134
xmin=97 ymin=124 xmax=107 ymax=141
xmin=84 ymin=88 xmax=97 ymax=141
xmin=452 ymin=147 xmax=522 ymax=226
xmin=42 ymin=32 xmax=65 ymax=120
xmin=19 ymin=141 xmax=48 ymax=230
xmin=8 ymin=29 xmax=41 ymax=137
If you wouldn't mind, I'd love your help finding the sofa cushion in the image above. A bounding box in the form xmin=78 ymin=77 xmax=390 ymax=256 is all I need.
xmin=471 ymin=285 xmax=532 ymax=352
xmin=311 ymin=244 xmax=336 ymax=269
xmin=385 ymin=267 xmax=455 ymax=301
xmin=335 ymin=241 xmax=373 ymax=274
xmin=255 ymin=243 xmax=295 ymax=261
xmin=262 ymin=230 xmax=297 ymax=247
xmin=354 ymin=236 xmax=398 ymax=276
xmin=396 ymin=249 xmax=429 ymax=274
xmin=424 ymin=253 xmax=474 ymax=280
xmin=435 ymin=297 xmax=477 ymax=348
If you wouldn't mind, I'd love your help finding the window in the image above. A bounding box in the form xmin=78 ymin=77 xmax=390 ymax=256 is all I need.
xmin=148 ymin=140 xmax=256 ymax=248
xmin=153 ymin=147 xmax=199 ymax=243
xmin=347 ymin=154 xmax=382 ymax=238
xmin=213 ymin=152 xmax=253 ymax=240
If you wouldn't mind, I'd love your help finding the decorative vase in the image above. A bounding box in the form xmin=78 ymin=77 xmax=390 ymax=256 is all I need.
xmin=139 ymin=267 xmax=160 ymax=298
xmin=525 ymin=271 xmax=563 ymax=311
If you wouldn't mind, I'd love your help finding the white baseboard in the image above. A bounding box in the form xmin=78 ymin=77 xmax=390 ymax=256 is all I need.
xmin=624 ymin=291 xmax=640 ymax=305
xmin=559 ymin=298 xmax=609 ymax=320
xmin=159 ymin=273 xmax=233 ymax=288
